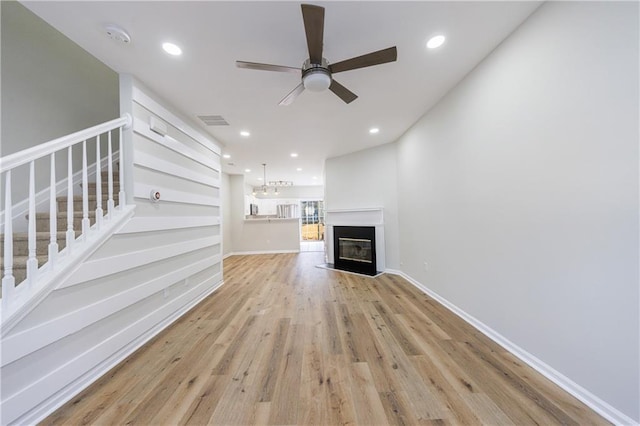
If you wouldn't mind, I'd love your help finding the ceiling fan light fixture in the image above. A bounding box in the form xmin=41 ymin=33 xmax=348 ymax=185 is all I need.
xmin=303 ymin=70 xmax=331 ymax=92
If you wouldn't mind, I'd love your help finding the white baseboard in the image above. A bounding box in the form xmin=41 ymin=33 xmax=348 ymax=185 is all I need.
xmin=227 ymin=249 xmax=300 ymax=256
xmin=13 ymin=277 xmax=224 ymax=426
xmin=395 ymin=270 xmax=638 ymax=426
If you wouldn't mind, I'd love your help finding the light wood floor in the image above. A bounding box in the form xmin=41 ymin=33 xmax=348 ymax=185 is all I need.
xmin=43 ymin=252 xmax=608 ymax=425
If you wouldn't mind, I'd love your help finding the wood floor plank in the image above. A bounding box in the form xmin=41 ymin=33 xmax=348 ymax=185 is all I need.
xmin=324 ymin=353 xmax=358 ymax=426
xmin=348 ymin=362 xmax=390 ymax=425
xmin=267 ymin=323 xmax=305 ymax=425
xmin=41 ymin=252 xmax=609 ymax=426
xmin=360 ymin=299 xmax=449 ymax=421
xmin=299 ymin=324 xmax=328 ymax=425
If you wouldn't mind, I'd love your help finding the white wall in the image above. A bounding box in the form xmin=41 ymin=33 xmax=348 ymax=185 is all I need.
xmin=324 ymin=142 xmax=400 ymax=269
xmin=395 ymin=1 xmax=638 ymax=422
xmin=1 ymin=2 xmax=119 ymax=205
xmin=0 ymin=2 xmax=119 ymax=153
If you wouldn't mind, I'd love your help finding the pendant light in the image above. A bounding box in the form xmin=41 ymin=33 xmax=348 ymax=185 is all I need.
xmin=262 ymin=163 xmax=268 ymax=195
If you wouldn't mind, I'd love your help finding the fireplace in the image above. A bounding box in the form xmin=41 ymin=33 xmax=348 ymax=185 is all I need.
xmin=333 ymin=226 xmax=377 ymax=275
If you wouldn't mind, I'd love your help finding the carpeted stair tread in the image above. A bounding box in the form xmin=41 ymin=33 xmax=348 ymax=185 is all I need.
xmin=2 ymin=231 xmax=73 ymax=240
xmin=1 ymin=231 xmax=78 ymax=256
xmin=30 ymin=211 xmax=97 ymax=219
xmin=58 ymin=194 xmax=120 ymax=201
xmin=0 ymin=254 xmax=50 ymax=269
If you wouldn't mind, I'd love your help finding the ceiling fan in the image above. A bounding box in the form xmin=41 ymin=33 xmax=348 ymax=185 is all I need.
xmin=236 ymin=4 xmax=398 ymax=105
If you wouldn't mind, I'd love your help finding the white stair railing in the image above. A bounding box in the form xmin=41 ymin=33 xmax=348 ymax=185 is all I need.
xmin=1 ymin=115 xmax=131 ymax=311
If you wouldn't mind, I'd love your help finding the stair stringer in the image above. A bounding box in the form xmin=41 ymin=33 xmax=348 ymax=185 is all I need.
xmin=0 ymin=206 xmax=136 ymax=332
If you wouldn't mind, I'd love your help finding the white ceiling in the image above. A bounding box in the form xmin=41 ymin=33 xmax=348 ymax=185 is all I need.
xmin=23 ymin=1 xmax=540 ymax=188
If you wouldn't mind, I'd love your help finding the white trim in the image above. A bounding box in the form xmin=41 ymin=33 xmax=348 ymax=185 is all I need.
xmin=133 ymin=118 xmax=220 ymax=172
xmin=134 ymin=183 xmax=219 ymax=207
xmin=226 ymin=250 xmax=300 ymax=256
xmin=134 ymin=150 xmax=220 ymax=188
xmin=117 ymin=216 xmax=220 ymax=234
xmin=396 ymin=270 xmax=638 ymax=426
xmin=4 ymin=274 xmax=223 ymax=426
xmin=132 ymin=86 xmax=220 ymax=156
xmin=325 ymin=208 xmax=384 ymax=226
xmin=3 ymin=257 xmax=220 ymax=366
xmin=0 ymin=116 xmax=129 ymax=173
xmin=0 ymin=206 xmax=136 ymax=333
xmin=62 ymin=235 xmax=221 ymax=288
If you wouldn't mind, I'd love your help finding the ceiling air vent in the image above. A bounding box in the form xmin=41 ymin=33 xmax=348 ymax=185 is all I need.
xmin=197 ymin=115 xmax=229 ymax=126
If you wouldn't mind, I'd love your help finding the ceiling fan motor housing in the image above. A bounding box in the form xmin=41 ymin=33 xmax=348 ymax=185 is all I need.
xmin=302 ymin=58 xmax=331 ymax=92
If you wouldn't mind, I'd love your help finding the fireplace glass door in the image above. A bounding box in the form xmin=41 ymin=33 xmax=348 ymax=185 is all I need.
xmin=338 ymin=238 xmax=372 ymax=263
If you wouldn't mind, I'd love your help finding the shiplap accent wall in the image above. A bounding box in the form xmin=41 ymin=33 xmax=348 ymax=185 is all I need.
xmin=0 ymin=77 xmax=224 ymax=425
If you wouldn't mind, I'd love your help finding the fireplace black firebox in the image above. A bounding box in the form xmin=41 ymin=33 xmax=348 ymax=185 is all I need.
xmin=333 ymin=226 xmax=377 ymax=276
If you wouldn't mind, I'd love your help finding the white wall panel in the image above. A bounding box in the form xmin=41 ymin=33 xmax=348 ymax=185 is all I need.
xmin=134 ymin=150 xmax=220 ymax=188
xmin=9 ymin=248 xmax=218 ymax=332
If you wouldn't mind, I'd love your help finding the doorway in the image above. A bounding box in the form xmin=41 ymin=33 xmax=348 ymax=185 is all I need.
xmin=300 ymin=200 xmax=324 ymax=252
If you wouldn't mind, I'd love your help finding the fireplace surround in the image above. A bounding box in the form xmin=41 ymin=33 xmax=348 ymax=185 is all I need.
xmin=325 ymin=208 xmax=385 ymax=275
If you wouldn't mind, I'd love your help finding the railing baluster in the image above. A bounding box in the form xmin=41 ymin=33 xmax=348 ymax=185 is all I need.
xmin=0 ymin=116 xmax=128 ymax=309
xmin=26 ymin=161 xmax=38 ymax=286
xmin=2 ymin=171 xmax=15 ymax=307
xmin=48 ymin=153 xmax=58 ymax=267
xmin=118 ymin=126 xmax=125 ymax=209
xmin=95 ymin=134 xmax=103 ymax=229
xmin=66 ymin=146 xmax=74 ymax=252
xmin=81 ymin=140 xmax=90 ymax=240
xmin=107 ymin=130 xmax=114 ymax=217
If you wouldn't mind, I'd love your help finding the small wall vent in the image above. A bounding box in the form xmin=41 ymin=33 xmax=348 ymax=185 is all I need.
xmin=197 ymin=115 xmax=229 ymax=126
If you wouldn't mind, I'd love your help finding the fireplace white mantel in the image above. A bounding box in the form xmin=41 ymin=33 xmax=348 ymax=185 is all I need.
xmin=325 ymin=208 xmax=385 ymax=273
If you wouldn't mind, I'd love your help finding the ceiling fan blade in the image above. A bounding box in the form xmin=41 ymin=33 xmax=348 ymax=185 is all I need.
xmin=329 ymin=46 xmax=398 ymax=74
xmin=329 ymin=79 xmax=358 ymax=104
xmin=279 ymin=83 xmax=305 ymax=106
xmin=236 ymin=61 xmax=300 ymax=74
xmin=301 ymin=4 xmax=324 ymax=64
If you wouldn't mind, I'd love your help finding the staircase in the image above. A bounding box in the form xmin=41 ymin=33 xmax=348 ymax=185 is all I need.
xmin=0 ymin=172 xmax=120 ymax=290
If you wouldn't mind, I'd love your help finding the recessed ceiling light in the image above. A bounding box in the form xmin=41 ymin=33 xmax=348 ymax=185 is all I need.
xmin=427 ymin=35 xmax=446 ymax=49
xmin=162 ymin=42 xmax=182 ymax=56
xmin=369 ymin=127 xmax=380 ymax=134
xmin=290 ymin=153 xmax=298 ymax=158
xmin=223 ymin=154 xmax=231 ymax=159
xmin=244 ymin=168 xmax=251 ymax=173
xmin=258 ymin=177 xmax=263 ymax=181
xmin=313 ymin=176 xmax=318 ymax=180
xmin=240 ymin=130 xmax=251 ymax=137
xmin=296 ymin=168 xmax=302 ymax=172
